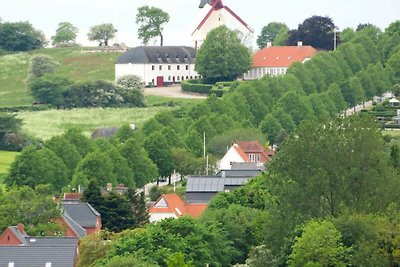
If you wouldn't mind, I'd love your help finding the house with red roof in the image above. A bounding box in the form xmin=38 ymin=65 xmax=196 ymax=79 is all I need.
xmin=148 ymin=193 xmax=207 ymax=222
xmin=243 ymin=42 xmax=318 ymax=79
xmin=218 ymin=140 xmax=274 ymax=170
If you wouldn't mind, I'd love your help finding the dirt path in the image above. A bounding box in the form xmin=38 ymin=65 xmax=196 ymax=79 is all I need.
xmin=144 ymin=84 xmax=207 ymax=99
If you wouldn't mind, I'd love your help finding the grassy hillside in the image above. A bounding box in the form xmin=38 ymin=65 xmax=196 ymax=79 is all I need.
xmin=0 ymin=46 xmax=122 ymax=107
xmin=0 ymin=151 xmax=18 ymax=182
xmin=17 ymin=106 xmax=172 ymax=140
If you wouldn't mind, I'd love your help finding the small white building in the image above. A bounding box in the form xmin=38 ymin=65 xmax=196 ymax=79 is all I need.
xmin=243 ymin=42 xmax=318 ymax=80
xmin=115 ymin=46 xmax=200 ymax=87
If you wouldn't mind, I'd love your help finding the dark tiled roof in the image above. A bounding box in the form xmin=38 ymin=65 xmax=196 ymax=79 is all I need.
xmin=63 ymin=213 xmax=87 ymax=237
xmin=185 ymin=192 xmax=217 ymax=204
xmin=0 ymin=244 xmax=78 ymax=267
xmin=61 ymin=202 xmax=100 ymax=228
xmin=9 ymin=226 xmax=29 ymax=245
xmin=91 ymin=127 xmax=119 ymax=139
xmin=23 ymin=237 xmax=78 ymax=247
xmin=230 ymin=162 xmax=265 ymax=171
xmin=116 ymin=46 xmax=196 ymax=64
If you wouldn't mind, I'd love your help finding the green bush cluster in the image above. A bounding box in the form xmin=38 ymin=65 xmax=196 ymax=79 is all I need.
xmin=181 ymin=80 xmax=213 ymax=94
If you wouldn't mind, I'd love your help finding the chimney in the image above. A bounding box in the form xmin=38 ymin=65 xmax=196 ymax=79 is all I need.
xmin=54 ymin=194 xmax=61 ymax=204
xmin=297 ymin=41 xmax=303 ymax=46
xmin=106 ymin=183 xmax=112 ymax=191
xmin=266 ymin=42 xmax=272 ymax=47
xmin=17 ymin=223 xmax=25 ymax=234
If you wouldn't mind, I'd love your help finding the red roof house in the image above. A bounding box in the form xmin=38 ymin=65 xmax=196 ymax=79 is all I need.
xmin=219 ymin=140 xmax=274 ymax=170
xmin=149 ymin=193 xmax=207 ymax=222
xmin=244 ymin=42 xmax=318 ymax=79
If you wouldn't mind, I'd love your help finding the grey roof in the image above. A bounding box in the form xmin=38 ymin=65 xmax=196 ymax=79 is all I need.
xmin=185 ymin=192 xmax=217 ymax=204
xmin=116 ymin=46 xmax=196 ymax=64
xmin=9 ymin=226 xmax=29 ymax=245
xmin=216 ymin=169 xmax=262 ymax=177
xmin=186 ymin=177 xmax=225 ymax=192
xmin=23 ymin=237 xmax=78 ymax=247
xmin=0 ymin=244 xmax=78 ymax=267
xmin=230 ymin=162 xmax=266 ymax=171
xmin=61 ymin=202 xmax=100 ymax=228
xmin=91 ymin=127 xmax=119 ymax=139
xmin=63 ymin=213 xmax=87 ymax=237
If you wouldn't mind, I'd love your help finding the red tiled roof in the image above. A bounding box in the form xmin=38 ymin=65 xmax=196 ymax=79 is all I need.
xmin=252 ymin=45 xmax=318 ymax=68
xmin=234 ymin=145 xmax=250 ymax=162
xmin=236 ymin=141 xmax=275 ymax=163
xmin=149 ymin=194 xmax=207 ymax=218
xmin=63 ymin=193 xmax=81 ymax=201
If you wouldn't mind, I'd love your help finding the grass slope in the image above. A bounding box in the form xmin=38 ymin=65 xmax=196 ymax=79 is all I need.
xmin=0 ymin=46 xmax=122 ymax=107
xmin=0 ymin=151 xmax=18 ymax=182
xmin=17 ymin=107 xmax=172 ymax=140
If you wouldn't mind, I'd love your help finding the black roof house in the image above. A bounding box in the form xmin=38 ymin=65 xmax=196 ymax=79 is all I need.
xmin=116 ymin=46 xmax=196 ymax=64
xmin=185 ymin=168 xmax=263 ymax=204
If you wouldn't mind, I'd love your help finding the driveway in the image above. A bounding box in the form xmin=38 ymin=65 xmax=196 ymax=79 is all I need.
xmin=144 ymin=84 xmax=207 ymax=99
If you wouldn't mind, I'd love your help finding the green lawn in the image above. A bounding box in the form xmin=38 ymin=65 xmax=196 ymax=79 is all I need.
xmin=383 ymin=130 xmax=400 ymax=137
xmin=0 ymin=151 xmax=18 ymax=182
xmin=17 ymin=106 xmax=172 ymax=140
xmin=146 ymin=95 xmax=203 ymax=107
xmin=0 ymin=46 xmax=122 ymax=107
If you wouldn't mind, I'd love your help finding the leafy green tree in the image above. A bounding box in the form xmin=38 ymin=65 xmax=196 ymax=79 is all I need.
xmin=286 ymin=16 xmax=336 ymax=50
xmin=144 ymin=131 xmax=174 ymax=183
xmin=338 ymin=43 xmax=364 ymax=74
xmin=72 ymin=151 xmax=115 ymax=188
xmin=127 ymin=188 xmax=149 ymax=227
xmin=29 ymin=74 xmax=71 ymax=106
xmin=87 ymin=23 xmax=117 ymax=47
xmin=81 ymin=180 xmax=103 ymax=209
xmin=257 ymin=22 xmax=289 ymax=49
xmin=100 ymin=255 xmax=157 ymax=267
xmin=45 ymin=135 xmax=82 ymax=180
xmin=0 ymin=21 xmax=46 ymax=51
xmin=116 ymin=75 xmax=146 ymax=107
xmin=28 ymin=55 xmax=60 ymax=80
xmin=387 ymin=50 xmax=400 ymax=83
xmin=260 ymin=114 xmax=283 ymax=145
xmin=165 ymin=253 xmax=195 ymax=267
xmin=184 ymin=129 xmax=204 ymax=157
xmin=0 ymin=185 xmax=61 ymax=233
xmin=135 ymin=6 xmax=170 ymax=46
xmin=287 ymin=220 xmax=346 ymax=267
xmin=245 ymin=245 xmax=278 ymax=267
xmin=308 ymin=93 xmax=329 ymax=117
xmin=78 ymin=231 xmax=114 ymax=267
xmin=340 ymin=76 xmax=365 ymax=107
xmin=195 ymin=25 xmax=251 ymax=80
xmin=277 ymin=91 xmax=314 ymax=126
xmin=6 ymin=146 xmax=68 ymax=192
xmin=0 ymin=113 xmax=22 ymax=150
xmin=351 ymin=33 xmax=381 ymax=64
xmin=273 ymin=27 xmax=290 ymax=46
xmin=286 ymin=62 xmax=317 ymax=95
xmin=118 ymin=138 xmax=158 ymax=187
xmin=62 ymin=128 xmax=96 ymax=157
xmin=340 ymin=27 xmax=356 ymax=43
xmin=327 ymin=83 xmax=347 ymax=112
xmin=51 ymin=22 xmax=78 ymax=46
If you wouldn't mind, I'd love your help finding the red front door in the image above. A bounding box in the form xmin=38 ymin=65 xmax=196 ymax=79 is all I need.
xmin=156 ymin=76 xmax=164 ymax=87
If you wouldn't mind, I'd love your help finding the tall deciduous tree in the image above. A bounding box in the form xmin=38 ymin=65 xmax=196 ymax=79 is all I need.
xmin=257 ymin=22 xmax=289 ymax=49
xmin=195 ymin=25 xmax=251 ymax=80
xmin=0 ymin=21 xmax=46 ymax=51
xmin=135 ymin=6 xmax=170 ymax=46
xmin=286 ymin=15 xmax=336 ymax=50
xmin=51 ymin=22 xmax=78 ymax=46
xmin=28 ymin=54 xmax=60 ymax=80
xmin=29 ymin=74 xmax=71 ymax=106
xmin=87 ymin=23 xmax=117 ymax=47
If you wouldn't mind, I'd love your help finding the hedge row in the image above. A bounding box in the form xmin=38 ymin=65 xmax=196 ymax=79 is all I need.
xmin=215 ymin=81 xmax=239 ymax=89
xmin=181 ymin=80 xmax=213 ymax=94
xmin=0 ymin=104 xmax=52 ymax=113
xmin=209 ymin=88 xmax=229 ymax=97
xmin=384 ymin=124 xmax=400 ymax=129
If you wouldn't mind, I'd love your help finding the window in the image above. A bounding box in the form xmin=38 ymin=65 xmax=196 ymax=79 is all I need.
xmin=159 ymin=65 xmax=162 ymax=70
xmin=46 ymin=263 xmax=52 ymax=267
xmin=186 ymin=65 xmax=189 ymax=70
xmin=247 ymin=154 xmax=261 ymax=162
xmin=186 ymin=76 xmax=189 ymax=80
xmin=151 ymin=65 xmax=155 ymax=71
xmin=168 ymin=76 xmax=171 ymax=81
xmin=177 ymin=76 xmax=180 ymax=81
xmin=181 ymin=76 xmax=184 ymax=81
xmin=168 ymin=65 xmax=171 ymax=70
xmin=8 ymin=263 xmax=14 ymax=267
xmin=177 ymin=65 xmax=180 ymax=70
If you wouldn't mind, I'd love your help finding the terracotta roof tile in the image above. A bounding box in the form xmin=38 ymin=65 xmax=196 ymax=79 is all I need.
xmin=149 ymin=194 xmax=207 ymax=218
xmin=252 ymin=46 xmax=318 ymax=68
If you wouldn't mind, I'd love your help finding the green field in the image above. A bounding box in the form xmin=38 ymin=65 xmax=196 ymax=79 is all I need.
xmin=17 ymin=106 xmax=172 ymax=140
xmin=0 ymin=151 xmax=18 ymax=182
xmin=0 ymin=46 xmax=122 ymax=107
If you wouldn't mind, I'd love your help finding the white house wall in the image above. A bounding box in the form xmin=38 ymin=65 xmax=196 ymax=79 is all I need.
xmin=149 ymin=212 xmax=177 ymax=222
xmin=115 ymin=63 xmax=199 ymax=86
xmin=243 ymin=67 xmax=287 ymax=80
xmin=219 ymin=145 xmax=245 ymax=170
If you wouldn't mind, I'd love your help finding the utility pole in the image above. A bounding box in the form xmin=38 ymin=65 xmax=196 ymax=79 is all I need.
xmin=333 ymin=28 xmax=337 ymax=51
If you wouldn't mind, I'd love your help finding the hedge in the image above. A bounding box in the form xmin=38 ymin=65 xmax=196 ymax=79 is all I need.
xmin=181 ymin=80 xmax=213 ymax=94
xmin=0 ymin=104 xmax=52 ymax=112
xmin=384 ymin=124 xmax=400 ymax=129
xmin=209 ymin=88 xmax=229 ymax=97
xmin=215 ymin=81 xmax=239 ymax=89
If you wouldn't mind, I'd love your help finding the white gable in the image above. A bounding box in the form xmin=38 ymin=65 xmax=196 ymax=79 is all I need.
xmin=154 ymin=197 xmax=168 ymax=208
xmin=218 ymin=144 xmax=246 ymax=170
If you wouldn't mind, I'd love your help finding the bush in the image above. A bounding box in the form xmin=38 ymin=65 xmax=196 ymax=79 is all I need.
xmin=181 ymin=80 xmax=213 ymax=94
xmin=209 ymin=88 xmax=227 ymax=97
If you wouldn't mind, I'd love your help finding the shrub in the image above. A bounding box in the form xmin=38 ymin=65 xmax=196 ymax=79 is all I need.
xmin=181 ymin=80 xmax=213 ymax=94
